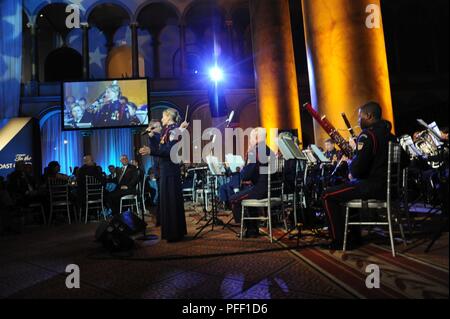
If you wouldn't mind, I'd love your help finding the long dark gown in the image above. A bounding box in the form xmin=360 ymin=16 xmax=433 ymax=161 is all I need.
xmin=149 ymin=124 xmax=187 ymax=242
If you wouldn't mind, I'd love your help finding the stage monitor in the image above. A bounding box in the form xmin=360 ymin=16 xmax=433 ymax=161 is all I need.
xmin=62 ymin=78 xmax=149 ymax=131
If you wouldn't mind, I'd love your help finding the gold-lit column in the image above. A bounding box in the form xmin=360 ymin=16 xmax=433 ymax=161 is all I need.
xmin=302 ymin=0 xmax=394 ymax=145
xmin=249 ymin=0 xmax=302 ymax=148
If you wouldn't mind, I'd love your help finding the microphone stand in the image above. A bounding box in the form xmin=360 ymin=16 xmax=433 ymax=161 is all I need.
xmin=136 ymin=129 xmax=159 ymax=242
xmin=193 ymin=116 xmax=235 ymax=239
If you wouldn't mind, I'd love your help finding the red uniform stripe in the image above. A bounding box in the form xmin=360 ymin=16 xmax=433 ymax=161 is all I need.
xmin=322 ymin=187 xmax=355 ymax=240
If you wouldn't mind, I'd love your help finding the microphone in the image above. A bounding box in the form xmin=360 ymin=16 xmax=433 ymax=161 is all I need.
xmin=141 ymin=125 xmax=159 ymax=136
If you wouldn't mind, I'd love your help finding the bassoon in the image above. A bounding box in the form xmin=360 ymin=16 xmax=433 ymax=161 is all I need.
xmin=341 ymin=112 xmax=357 ymax=139
xmin=302 ymin=102 xmax=353 ymax=157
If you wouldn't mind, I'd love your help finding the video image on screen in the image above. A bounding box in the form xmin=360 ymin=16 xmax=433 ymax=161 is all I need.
xmin=62 ymin=79 xmax=149 ymax=130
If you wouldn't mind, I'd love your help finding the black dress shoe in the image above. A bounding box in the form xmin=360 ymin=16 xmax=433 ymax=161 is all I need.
xmin=321 ymin=241 xmax=343 ymax=250
xmin=236 ymin=230 xmax=261 ymax=238
xmin=245 ymin=230 xmax=262 ymax=238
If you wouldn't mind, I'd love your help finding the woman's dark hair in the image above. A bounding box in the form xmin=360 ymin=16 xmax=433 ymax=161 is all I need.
xmin=47 ymin=161 xmax=60 ymax=174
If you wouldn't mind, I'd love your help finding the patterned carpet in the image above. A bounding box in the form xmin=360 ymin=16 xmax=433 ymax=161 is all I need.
xmin=0 ymin=206 xmax=447 ymax=299
xmin=271 ymin=227 xmax=448 ymax=299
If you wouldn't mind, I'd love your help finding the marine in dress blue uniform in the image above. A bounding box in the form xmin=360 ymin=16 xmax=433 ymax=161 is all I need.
xmin=322 ymin=102 xmax=397 ymax=249
xmin=148 ymin=123 xmax=187 ymax=242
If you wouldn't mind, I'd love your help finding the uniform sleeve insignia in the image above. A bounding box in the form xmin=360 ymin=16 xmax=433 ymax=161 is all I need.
xmin=358 ymin=134 xmax=368 ymax=142
xmin=358 ymin=142 xmax=365 ymax=151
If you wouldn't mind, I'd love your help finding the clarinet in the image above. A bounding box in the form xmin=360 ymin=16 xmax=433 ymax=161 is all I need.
xmin=88 ymin=81 xmax=118 ymax=112
xmin=303 ymin=102 xmax=353 ymax=158
xmin=87 ymin=91 xmax=106 ymax=113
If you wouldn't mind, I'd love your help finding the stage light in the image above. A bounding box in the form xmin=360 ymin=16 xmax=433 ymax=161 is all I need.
xmin=209 ymin=67 xmax=224 ymax=83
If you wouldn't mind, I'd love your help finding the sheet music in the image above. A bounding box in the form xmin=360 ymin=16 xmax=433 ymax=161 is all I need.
xmin=310 ymin=145 xmax=331 ymax=163
xmin=278 ymin=134 xmax=305 ymax=160
xmin=225 ymin=154 xmax=245 ymax=173
xmin=302 ymin=150 xmax=317 ymax=164
xmin=206 ymin=155 xmax=226 ymax=175
xmin=429 ymin=122 xmax=444 ymax=146
xmin=417 ymin=119 xmax=444 ymax=146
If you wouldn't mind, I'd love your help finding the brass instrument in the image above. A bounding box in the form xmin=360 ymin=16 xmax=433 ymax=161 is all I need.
xmin=414 ymin=131 xmax=442 ymax=168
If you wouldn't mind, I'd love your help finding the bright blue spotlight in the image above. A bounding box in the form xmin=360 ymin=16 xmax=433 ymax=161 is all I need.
xmin=209 ymin=67 xmax=224 ymax=82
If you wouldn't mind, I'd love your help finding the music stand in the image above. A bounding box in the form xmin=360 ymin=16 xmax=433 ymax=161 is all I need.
xmin=191 ymin=167 xmax=208 ymax=225
xmin=310 ymin=145 xmax=331 ymax=164
xmin=225 ymin=154 xmax=245 ymax=173
xmin=277 ymin=135 xmax=309 ymax=245
xmin=302 ymin=150 xmax=318 ymax=165
xmin=193 ymin=156 xmax=226 ymax=239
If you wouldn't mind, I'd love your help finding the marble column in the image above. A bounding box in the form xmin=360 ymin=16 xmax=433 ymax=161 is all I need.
xmin=249 ymin=0 xmax=302 ymax=147
xmin=302 ymin=0 xmax=395 ymax=145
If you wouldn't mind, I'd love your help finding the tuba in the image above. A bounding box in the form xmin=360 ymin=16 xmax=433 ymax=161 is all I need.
xmin=413 ymin=131 xmax=442 ymax=168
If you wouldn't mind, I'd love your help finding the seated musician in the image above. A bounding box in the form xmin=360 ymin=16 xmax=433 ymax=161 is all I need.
xmin=322 ymin=102 xmax=396 ymax=250
xmin=219 ymin=165 xmax=243 ymax=209
xmin=323 ymin=139 xmax=350 ymax=185
xmin=324 ymin=139 xmax=342 ymax=164
xmin=441 ymin=127 xmax=449 ymax=142
xmin=230 ymin=128 xmax=275 ymax=238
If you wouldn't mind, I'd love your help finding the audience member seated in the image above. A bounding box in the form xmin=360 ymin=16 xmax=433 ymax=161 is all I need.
xmin=106 ymin=165 xmax=118 ymax=183
xmin=43 ymin=161 xmax=69 ymax=185
xmin=0 ymin=177 xmax=21 ymax=234
xmin=106 ymin=155 xmax=139 ymax=216
xmin=131 ymin=159 xmax=145 ymax=182
xmin=77 ymin=156 xmax=104 ymax=188
xmin=7 ymin=161 xmax=45 ymax=208
xmin=75 ymin=155 xmax=105 ymax=211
